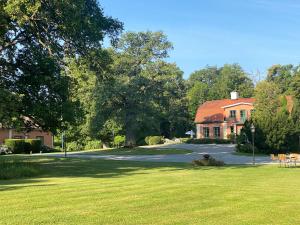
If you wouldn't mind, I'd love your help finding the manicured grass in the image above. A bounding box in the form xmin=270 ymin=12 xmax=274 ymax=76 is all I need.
xmin=0 ymin=157 xmax=42 ymax=179
xmin=1 ymin=157 xmax=300 ymax=224
xmin=81 ymin=147 xmax=193 ymax=155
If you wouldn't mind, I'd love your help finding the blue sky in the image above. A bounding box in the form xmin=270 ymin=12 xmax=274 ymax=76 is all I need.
xmin=100 ymin=0 xmax=300 ymax=79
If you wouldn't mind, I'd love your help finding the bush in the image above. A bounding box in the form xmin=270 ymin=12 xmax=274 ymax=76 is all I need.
xmin=186 ymin=138 xmax=232 ymax=144
xmin=192 ymin=154 xmax=225 ymax=166
xmin=145 ymin=136 xmax=151 ymax=145
xmin=84 ymin=140 xmax=102 ymax=150
xmin=25 ymin=139 xmax=42 ymax=153
xmin=236 ymin=143 xmax=258 ymax=154
xmin=4 ymin=139 xmax=41 ymax=154
xmin=146 ymin=136 xmax=164 ymax=145
xmin=66 ymin=142 xmax=82 ymax=152
xmin=113 ymin=135 xmax=125 ymax=147
xmin=5 ymin=139 xmax=26 ymax=154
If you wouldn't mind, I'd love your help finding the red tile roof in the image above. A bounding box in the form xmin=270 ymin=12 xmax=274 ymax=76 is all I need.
xmin=194 ymin=98 xmax=255 ymax=123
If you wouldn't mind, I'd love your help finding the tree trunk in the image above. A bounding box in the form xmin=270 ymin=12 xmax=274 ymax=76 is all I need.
xmin=124 ymin=111 xmax=136 ymax=147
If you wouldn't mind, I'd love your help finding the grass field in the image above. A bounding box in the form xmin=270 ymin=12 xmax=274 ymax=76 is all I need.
xmin=81 ymin=147 xmax=193 ymax=155
xmin=1 ymin=156 xmax=300 ymax=225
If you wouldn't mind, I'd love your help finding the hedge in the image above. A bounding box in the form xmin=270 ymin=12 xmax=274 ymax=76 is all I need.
xmin=4 ymin=139 xmax=42 ymax=154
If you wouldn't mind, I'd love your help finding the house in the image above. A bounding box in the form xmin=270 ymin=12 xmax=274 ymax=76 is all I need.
xmin=0 ymin=128 xmax=54 ymax=148
xmin=194 ymin=92 xmax=255 ymax=139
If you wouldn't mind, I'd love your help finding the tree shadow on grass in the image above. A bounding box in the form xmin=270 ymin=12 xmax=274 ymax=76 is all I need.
xmin=0 ymin=156 xmax=273 ymax=191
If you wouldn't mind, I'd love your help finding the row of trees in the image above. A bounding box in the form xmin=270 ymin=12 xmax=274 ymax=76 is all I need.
xmin=186 ymin=64 xmax=254 ymax=117
xmin=2 ymin=1 xmax=300 ymax=151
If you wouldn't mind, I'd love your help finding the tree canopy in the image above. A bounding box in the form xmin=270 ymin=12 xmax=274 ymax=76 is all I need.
xmin=187 ymin=64 xmax=254 ymax=117
xmin=0 ymin=0 xmax=122 ymax=132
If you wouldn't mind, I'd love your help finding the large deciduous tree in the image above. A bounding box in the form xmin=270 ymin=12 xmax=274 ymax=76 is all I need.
xmin=0 ymin=0 xmax=122 ymax=132
xmin=96 ymin=31 xmax=189 ymax=146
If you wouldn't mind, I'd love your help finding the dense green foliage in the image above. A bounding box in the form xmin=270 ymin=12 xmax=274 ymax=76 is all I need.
xmin=4 ymin=139 xmax=42 ymax=154
xmin=84 ymin=140 xmax=103 ymax=150
xmin=0 ymin=0 xmax=122 ymax=131
xmin=239 ymin=78 xmax=300 ymax=153
xmin=113 ymin=135 xmax=125 ymax=147
xmin=66 ymin=141 xmax=83 ymax=152
xmin=145 ymin=136 xmax=164 ymax=145
xmin=186 ymin=64 xmax=254 ymax=117
xmin=95 ymin=31 xmax=190 ymax=146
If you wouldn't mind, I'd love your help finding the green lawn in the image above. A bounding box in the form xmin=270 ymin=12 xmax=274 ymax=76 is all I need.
xmin=1 ymin=156 xmax=300 ymax=225
xmin=81 ymin=147 xmax=193 ymax=155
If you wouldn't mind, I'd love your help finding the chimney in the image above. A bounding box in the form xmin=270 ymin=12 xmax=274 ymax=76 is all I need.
xmin=230 ymin=91 xmax=239 ymax=100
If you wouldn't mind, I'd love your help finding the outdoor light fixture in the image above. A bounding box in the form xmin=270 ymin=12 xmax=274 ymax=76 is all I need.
xmin=251 ymin=124 xmax=255 ymax=165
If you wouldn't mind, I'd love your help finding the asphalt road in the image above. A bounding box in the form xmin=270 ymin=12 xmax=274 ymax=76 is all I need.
xmin=43 ymin=144 xmax=272 ymax=165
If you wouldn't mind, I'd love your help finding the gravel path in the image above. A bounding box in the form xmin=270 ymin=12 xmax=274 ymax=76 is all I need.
xmin=42 ymin=144 xmax=272 ymax=165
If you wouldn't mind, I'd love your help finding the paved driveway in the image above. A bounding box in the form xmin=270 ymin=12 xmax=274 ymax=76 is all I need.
xmin=44 ymin=144 xmax=272 ymax=165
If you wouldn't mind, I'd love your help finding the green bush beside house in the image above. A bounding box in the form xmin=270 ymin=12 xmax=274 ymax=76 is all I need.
xmin=4 ymin=139 xmax=42 ymax=154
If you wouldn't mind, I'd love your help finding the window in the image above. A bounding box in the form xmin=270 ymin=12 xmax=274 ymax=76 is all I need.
xmin=230 ymin=110 xmax=236 ymax=118
xmin=230 ymin=126 xmax=234 ymax=134
xmin=214 ymin=127 xmax=220 ymax=138
xmin=240 ymin=110 xmax=246 ymax=121
xmin=203 ymin=127 xmax=210 ymax=138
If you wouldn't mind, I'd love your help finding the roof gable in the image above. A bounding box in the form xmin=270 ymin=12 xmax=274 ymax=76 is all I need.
xmin=195 ymin=98 xmax=255 ymax=123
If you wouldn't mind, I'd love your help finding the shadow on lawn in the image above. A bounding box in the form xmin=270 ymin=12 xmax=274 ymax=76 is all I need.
xmin=0 ymin=156 xmax=270 ymax=192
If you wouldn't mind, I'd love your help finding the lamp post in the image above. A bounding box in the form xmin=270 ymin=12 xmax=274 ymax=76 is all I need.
xmin=251 ymin=124 xmax=255 ymax=165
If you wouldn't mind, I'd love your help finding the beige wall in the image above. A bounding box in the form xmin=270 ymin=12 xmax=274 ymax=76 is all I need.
xmin=0 ymin=128 xmax=53 ymax=147
xmin=197 ymin=123 xmax=225 ymax=139
xmin=224 ymin=104 xmax=253 ymax=122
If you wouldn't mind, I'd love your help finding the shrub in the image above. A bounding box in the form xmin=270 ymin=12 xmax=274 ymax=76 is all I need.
xmin=113 ymin=135 xmax=125 ymax=147
xmin=192 ymin=154 xmax=225 ymax=166
xmin=84 ymin=140 xmax=102 ymax=150
xmin=236 ymin=143 xmax=258 ymax=154
xmin=146 ymin=136 xmax=164 ymax=145
xmin=25 ymin=139 xmax=42 ymax=153
xmin=5 ymin=139 xmax=26 ymax=154
xmin=67 ymin=142 xmax=82 ymax=152
xmin=145 ymin=136 xmax=151 ymax=145
xmin=5 ymin=139 xmax=42 ymax=154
